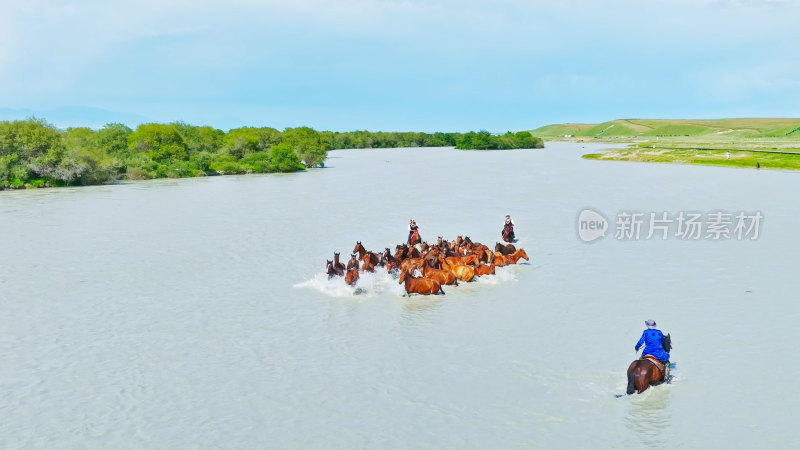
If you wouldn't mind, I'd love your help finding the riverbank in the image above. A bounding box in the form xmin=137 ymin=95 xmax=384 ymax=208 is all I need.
xmin=581 ymin=138 xmax=800 ymax=171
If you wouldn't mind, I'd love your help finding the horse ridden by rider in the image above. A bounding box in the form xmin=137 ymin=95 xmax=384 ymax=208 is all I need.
xmin=627 ymin=319 xmax=672 ymax=394
xmin=408 ymin=219 xmax=421 ymax=246
xmin=502 ymin=215 xmax=515 ymax=243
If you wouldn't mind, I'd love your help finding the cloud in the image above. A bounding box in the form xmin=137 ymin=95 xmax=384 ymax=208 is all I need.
xmin=1 ymin=0 xmax=799 ymax=128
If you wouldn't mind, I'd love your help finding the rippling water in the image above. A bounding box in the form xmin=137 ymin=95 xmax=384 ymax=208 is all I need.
xmin=1 ymin=143 xmax=798 ymax=448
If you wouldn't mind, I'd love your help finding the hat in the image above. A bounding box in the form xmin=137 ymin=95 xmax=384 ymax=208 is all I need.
xmin=645 ymin=319 xmax=656 ymax=329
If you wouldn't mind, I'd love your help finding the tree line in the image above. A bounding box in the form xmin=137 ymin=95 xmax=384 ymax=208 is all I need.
xmin=0 ymin=118 xmax=543 ymax=189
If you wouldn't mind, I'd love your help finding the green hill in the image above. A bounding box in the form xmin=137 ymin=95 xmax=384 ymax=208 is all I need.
xmin=532 ymin=118 xmax=800 ymax=140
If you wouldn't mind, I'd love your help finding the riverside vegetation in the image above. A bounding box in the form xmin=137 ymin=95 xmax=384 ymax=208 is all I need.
xmin=532 ymin=118 xmax=800 ymax=170
xmin=0 ymin=119 xmax=543 ymax=189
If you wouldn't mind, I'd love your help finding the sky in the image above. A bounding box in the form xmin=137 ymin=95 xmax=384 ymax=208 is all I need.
xmin=1 ymin=0 xmax=799 ymax=131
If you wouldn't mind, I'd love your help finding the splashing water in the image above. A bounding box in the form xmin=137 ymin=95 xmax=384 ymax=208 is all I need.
xmin=295 ymin=265 xmax=519 ymax=297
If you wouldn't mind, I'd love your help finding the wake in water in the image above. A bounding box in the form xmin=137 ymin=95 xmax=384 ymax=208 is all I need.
xmin=295 ymin=265 xmax=520 ymax=298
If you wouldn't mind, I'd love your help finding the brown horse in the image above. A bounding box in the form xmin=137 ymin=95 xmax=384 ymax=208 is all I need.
xmin=419 ymin=263 xmax=458 ymax=286
xmin=353 ymin=241 xmax=380 ymax=266
xmin=333 ymin=252 xmax=346 ymax=276
xmin=346 ymin=253 xmax=360 ymax=271
xmin=345 ymin=268 xmax=359 ymax=286
xmin=445 ymin=254 xmax=479 ymax=267
xmin=439 ymin=256 xmax=475 ymax=282
xmin=493 ymin=252 xmax=510 ymax=267
xmin=502 ymin=224 xmax=515 ymax=243
xmin=474 ymin=263 xmax=495 ymax=276
xmin=361 ymin=258 xmax=375 ymax=272
xmin=393 ymin=244 xmax=407 ymax=261
xmin=505 ymin=248 xmax=530 ymax=264
xmin=626 ymin=334 xmax=672 ymax=395
xmin=495 ymin=242 xmax=516 ymax=255
xmin=326 ymin=260 xmax=338 ymax=278
xmin=408 ymin=229 xmax=420 ymax=246
xmin=399 ymin=267 xmax=444 ymax=295
xmin=400 ymin=257 xmax=426 ymax=273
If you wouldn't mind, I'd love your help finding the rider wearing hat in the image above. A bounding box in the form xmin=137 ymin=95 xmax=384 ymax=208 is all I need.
xmin=635 ymin=319 xmax=670 ymax=362
xmin=408 ymin=219 xmax=420 ymax=245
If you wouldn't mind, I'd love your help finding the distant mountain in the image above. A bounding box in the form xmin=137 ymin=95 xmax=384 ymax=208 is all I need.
xmin=532 ymin=118 xmax=800 ymax=139
xmin=0 ymin=106 xmax=151 ymax=129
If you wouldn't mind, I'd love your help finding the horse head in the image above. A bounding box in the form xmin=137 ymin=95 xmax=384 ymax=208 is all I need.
xmin=518 ymin=249 xmax=529 ymax=261
xmin=398 ymin=268 xmax=408 ymax=283
xmin=353 ymin=241 xmax=364 ymax=253
xmin=334 ymin=252 xmax=341 ymax=262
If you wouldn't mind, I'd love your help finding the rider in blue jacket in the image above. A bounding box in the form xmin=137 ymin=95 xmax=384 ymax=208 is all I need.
xmin=635 ymin=319 xmax=670 ymax=361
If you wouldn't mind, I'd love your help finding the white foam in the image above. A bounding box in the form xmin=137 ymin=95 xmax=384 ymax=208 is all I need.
xmin=296 ymin=264 xmax=520 ymax=297
xmin=294 ymin=271 xmax=406 ymax=297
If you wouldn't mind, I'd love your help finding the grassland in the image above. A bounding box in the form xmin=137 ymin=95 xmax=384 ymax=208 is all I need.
xmin=533 ymin=118 xmax=800 ymax=170
xmin=532 ymin=118 xmax=800 ymax=141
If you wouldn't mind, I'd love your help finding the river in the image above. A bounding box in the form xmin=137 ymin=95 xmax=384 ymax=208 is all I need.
xmin=1 ymin=142 xmax=798 ymax=448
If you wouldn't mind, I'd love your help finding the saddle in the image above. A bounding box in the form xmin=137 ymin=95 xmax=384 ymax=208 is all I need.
xmin=642 ymin=355 xmax=668 ymax=380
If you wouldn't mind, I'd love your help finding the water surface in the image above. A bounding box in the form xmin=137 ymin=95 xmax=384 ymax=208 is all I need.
xmin=1 ymin=143 xmax=798 ymax=448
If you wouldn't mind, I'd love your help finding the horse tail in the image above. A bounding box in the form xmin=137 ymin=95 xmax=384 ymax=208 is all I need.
xmin=626 ymin=366 xmax=637 ymax=395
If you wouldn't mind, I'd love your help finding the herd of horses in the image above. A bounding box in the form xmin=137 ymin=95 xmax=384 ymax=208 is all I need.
xmin=323 ymin=232 xmax=672 ymax=396
xmin=325 ymin=235 xmax=529 ymax=295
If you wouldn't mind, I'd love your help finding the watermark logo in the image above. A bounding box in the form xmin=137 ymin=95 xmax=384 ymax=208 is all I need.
xmin=577 ymin=208 xmax=609 ymax=242
xmin=577 ymin=209 xmax=763 ymax=242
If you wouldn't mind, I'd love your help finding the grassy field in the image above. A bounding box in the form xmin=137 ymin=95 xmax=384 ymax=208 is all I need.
xmin=532 ymin=118 xmax=800 ymax=140
xmin=534 ymin=118 xmax=800 ymax=170
xmin=583 ymin=148 xmax=800 ymax=170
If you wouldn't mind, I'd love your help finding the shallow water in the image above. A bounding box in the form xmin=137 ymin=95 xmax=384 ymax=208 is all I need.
xmin=1 ymin=143 xmax=799 ymax=448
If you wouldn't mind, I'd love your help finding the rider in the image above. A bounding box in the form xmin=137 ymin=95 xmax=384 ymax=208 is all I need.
xmin=503 ymin=215 xmax=515 ymax=235
xmin=408 ymin=219 xmax=420 ymax=245
xmin=503 ymin=215 xmax=515 ymax=229
xmin=635 ymin=319 xmax=670 ymax=364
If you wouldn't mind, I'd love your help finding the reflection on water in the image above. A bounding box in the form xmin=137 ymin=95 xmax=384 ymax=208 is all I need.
xmin=625 ymin=386 xmax=672 ymax=447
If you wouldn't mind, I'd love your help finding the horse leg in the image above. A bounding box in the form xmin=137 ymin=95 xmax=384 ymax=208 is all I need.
xmin=626 ymin=369 xmax=636 ymax=395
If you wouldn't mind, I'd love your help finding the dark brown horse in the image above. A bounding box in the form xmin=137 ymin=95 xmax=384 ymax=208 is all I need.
xmin=333 ymin=252 xmax=346 ymax=276
xmin=399 ymin=267 xmax=444 ymax=295
xmin=408 ymin=228 xmax=420 ymax=246
xmin=502 ymin=224 xmax=515 ymax=243
xmin=326 ymin=260 xmax=337 ymax=279
xmin=346 ymin=253 xmax=359 ymax=271
xmin=495 ymin=242 xmax=516 ymax=255
xmin=626 ymin=334 xmax=672 ymax=395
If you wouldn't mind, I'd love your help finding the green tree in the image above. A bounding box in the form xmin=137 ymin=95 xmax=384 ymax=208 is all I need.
xmin=283 ymin=126 xmax=328 ymax=168
xmin=128 ymin=123 xmax=189 ymax=162
xmin=96 ymin=123 xmax=132 ymax=154
xmin=269 ymin=142 xmax=304 ymax=172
